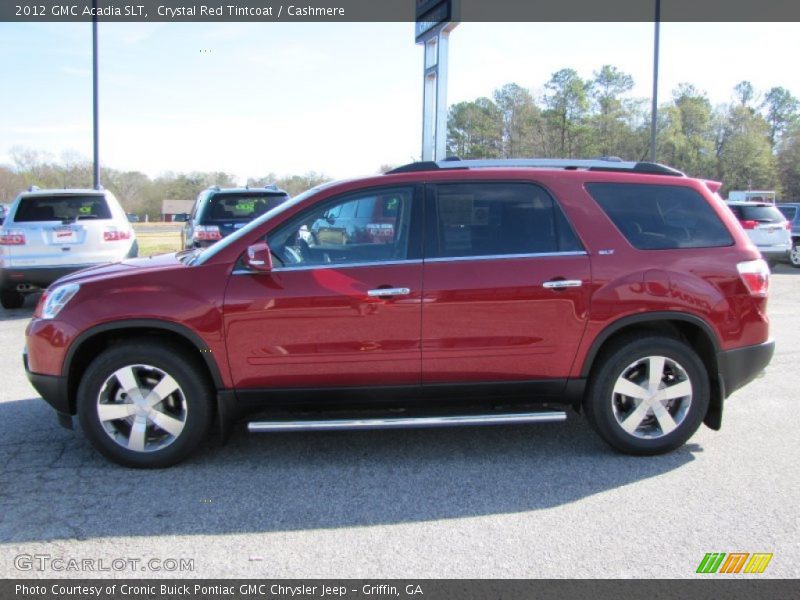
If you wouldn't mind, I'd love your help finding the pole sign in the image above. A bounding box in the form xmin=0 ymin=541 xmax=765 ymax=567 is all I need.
xmin=415 ymin=0 xmax=452 ymax=43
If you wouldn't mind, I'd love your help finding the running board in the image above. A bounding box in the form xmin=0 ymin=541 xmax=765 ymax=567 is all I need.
xmin=247 ymin=411 xmax=567 ymax=433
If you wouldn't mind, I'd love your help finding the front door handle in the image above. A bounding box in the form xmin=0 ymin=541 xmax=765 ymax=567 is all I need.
xmin=367 ymin=287 xmax=411 ymax=297
xmin=543 ymin=279 xmax=583 ymax=289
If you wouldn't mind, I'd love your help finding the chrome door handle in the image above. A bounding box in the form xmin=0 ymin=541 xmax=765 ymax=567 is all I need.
xmin=367 ymin=287 xmax=411 ymax=297
xmin=543 ymin=279 xmax=583 ymax=289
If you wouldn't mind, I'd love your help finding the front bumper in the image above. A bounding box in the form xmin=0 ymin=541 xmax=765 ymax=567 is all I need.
xmin=23 ymin=348 xmax=72 ymax=416
xmin=717 ymin=339 xmax=775 ymax=398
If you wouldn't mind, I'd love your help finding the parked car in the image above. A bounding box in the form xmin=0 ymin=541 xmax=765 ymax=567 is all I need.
xmin=180 ymin=185 xmax=290 ymax=249
xmin=126 ymin=213 xmax=140 ymax=223
xmin=1 ymin=188 xmax=137 ymax=309
xmin=725 ymin=201 xmax=791 ymax=267
xmin=0 ymin=204 xmax=7 ymax=225
xmin=24 ymin=159 xmax=774 ymax=467
xmin=776 ymin=202 xmax=800 ymax=268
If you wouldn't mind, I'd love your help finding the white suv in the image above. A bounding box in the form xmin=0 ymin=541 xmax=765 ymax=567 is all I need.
xmin=0 ymin=188 xmax=137 ymax=309
xmin=726 ymin=201 xmax=791 ymax=267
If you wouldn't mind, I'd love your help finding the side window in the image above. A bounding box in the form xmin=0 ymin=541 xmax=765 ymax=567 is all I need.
xmin=586 ymin=183 xmax=733 ymax=250
xmin=268 ymin=187 xmax=414 ymax=267
xmin=428 ymin=182 xmax=582 ymax=259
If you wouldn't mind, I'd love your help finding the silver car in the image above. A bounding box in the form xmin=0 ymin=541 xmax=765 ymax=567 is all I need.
xmin=0 ymin=188 xmax=137 ymax=309
xmin=726 ymin=201 xmax=791 ymax=267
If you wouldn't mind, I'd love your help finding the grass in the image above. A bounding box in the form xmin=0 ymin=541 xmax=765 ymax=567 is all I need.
xmin=136 ymin=231 xmax=182 ymax=257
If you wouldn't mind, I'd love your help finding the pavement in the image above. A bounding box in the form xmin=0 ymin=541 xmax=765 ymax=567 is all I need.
xmin=0 ymin=266 xmax=797 ymax=579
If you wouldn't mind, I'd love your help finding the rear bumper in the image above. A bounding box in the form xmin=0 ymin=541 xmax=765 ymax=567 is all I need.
xmin=23 ymin=349 xmax=72 ymax=415
xmin=757 ymin=247 xmax=790 ymax=261
xmin=1 ymin=265 xmax=88 ymax=291
xmin=717 ymin=339 xmax=775 ymax=398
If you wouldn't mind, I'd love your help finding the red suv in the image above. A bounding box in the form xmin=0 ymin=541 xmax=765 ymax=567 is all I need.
xmin=24 ymin=159 xmax=775 ymax=467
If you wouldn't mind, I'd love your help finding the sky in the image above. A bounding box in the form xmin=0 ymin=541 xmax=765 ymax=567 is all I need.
xmin=1 ymin=21 xmax=799 ymax=183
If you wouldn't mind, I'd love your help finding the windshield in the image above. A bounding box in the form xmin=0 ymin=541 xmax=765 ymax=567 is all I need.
xmin=192 ymin=182 xmax=338 ymax=266
xmin=14 ymin=195 xmax=111 ymax=222
xmin=200 ymin=192 xmax=288 ymax=222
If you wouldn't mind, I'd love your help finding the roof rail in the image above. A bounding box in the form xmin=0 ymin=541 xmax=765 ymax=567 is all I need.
xmin=28 ymin=185 xmax=40 ymax=192
xmin=386 ymin=158 xmax=684 ymax=177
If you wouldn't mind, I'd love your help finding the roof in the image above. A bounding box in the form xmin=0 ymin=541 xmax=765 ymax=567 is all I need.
xmin=19 ymin=188 xmax=106 ymax=197
xmin=205 ymin=185 xmax=287 ymax=194
xmin=386 ymin=157 xmax=685 ymax=177
xmin=161 ymin=199 xmax=194 ymax=214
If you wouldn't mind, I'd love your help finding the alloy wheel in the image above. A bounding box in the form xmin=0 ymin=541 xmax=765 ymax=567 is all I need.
xmin=96 ymin=364 xmax=188 ymax=452
xmin=610 ymin=355 xmax=693 ymax=439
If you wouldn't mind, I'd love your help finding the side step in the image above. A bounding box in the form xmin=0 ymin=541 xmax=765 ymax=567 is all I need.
xmin=248 ymin=411 xmax=567 ymax=433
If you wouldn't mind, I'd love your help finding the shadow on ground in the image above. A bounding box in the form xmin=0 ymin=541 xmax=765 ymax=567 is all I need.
xmin=0 ymin=395 xmax=700 ymax=543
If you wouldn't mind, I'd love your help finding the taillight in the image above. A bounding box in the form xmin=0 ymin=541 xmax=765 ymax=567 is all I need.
xmin=0 ymin=229 xmax=26 ymax=245
xmin=103 ymin=227 xmax=131 ymax=242
xmin=737 ymin=259 xmax=770 ymax=296
xmin=193 ymin=225 xmax=221 ymax=242
xmin=740 ymin=220 xmax=758 ymax=230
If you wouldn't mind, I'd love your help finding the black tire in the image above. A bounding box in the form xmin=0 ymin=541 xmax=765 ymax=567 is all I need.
xmin=77 ymin=341 xmax=213 ymax=468
xmin=584 ymin=335 xmax=709 ymax=456
xmin=126 ymin=239 xmax=139 ymax=258
xmin=790 ymin=242 xmax=800 ymax=269
xmin=1 ymin=290 xmax=25 ymax=309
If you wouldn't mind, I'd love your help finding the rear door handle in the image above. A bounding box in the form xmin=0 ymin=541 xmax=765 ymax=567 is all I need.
xmin=543 ymin=279 xmax=583 ymax=289
xmin=367 ymin=287 xmax=411 ymax=297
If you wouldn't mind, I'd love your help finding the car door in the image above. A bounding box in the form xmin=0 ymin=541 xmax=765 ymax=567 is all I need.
xmin=223 ymin=185 xmax=423 ymax=390
xmin=421 ymin=181 xmax=591 ymax=388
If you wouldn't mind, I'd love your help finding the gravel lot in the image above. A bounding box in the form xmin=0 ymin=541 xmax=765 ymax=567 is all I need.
xmin=1 ymin=266 xmax=798 ymax=579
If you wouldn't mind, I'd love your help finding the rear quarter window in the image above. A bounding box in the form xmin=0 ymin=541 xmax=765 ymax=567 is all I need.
xmin=586 ymin=183 xmax=733 ymax=250
xmin=13 ymin=195 xmax=112 ymax=222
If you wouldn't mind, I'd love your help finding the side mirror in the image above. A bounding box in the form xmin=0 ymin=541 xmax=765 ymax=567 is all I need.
xmin=243 ymin=241 xmax=273 ymax=272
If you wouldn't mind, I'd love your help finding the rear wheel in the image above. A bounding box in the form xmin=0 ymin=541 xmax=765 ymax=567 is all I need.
xmin=77 ymin=342 xmax=213 ymax=468
xmin=585 ymin=335 xmax=709 ymax=455
xmin=790 ymin=242 xmax=800 ymax=268
xmin=1 ymin=290 xmax=24 ymax=309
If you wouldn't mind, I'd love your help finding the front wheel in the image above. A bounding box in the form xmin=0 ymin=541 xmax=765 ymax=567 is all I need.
xmin=790 ymin=242 xmax=800 ymax=268
xmin=585 ymin=335 xmax=709 ymax=455
xmin=77 ymin=342 xmax=213 ymax=468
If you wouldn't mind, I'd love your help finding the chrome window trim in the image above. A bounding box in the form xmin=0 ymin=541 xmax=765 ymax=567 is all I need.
xmin=231 ymin=252 xmax=587 ymax=275
xmin=424 ymin=251 xmax=588 ymax=264
xmin=233 ymin=259 xmax=423 ymax=275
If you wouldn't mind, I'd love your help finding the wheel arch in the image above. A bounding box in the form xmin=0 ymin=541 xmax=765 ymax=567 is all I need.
xmin=63 ymin=319 xmax=224 ymax=415
xmin=579 ymin=311 xmax=723 ymax=430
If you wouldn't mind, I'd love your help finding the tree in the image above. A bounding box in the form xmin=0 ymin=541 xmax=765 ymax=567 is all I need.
xmin=542 ymin=69 xmax=590 ymax=157
xmin=761 ymin=86 xmax=799 ymax=148
xmin=777 ymin=123 xmax=800 ymax=198
xmin=656 ymin=84 xmax=716 ymax=177
xmin=717 ymin=104 xmax=778 ymax=194
xmin=734 ymin=80 xmax=756 ymax=108
xmin=446 ymin=98 xmax=503 ymax=158
xmin=493 ymin=83 xmax=541 ymax=157
xmin=589 ymin=65 xmax=635 ymax=157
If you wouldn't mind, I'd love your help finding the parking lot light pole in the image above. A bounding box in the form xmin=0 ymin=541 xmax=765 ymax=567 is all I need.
xmin=92 ymin=2 xmax=100 ymax=190
xmin=650 ymin=0 xmax=661 ymax=163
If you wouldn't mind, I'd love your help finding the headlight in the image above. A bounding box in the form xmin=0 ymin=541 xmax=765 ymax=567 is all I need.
xmin=41 ymin=283 xmax=80 ymax=319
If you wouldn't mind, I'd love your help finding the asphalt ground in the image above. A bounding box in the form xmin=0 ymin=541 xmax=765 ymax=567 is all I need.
xmin=0 ymin=266 xmax=797 ymax=579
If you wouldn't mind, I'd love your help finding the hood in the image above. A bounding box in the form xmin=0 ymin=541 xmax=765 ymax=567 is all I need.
xmin=52 ymin=252 xmax=186 ymax=286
